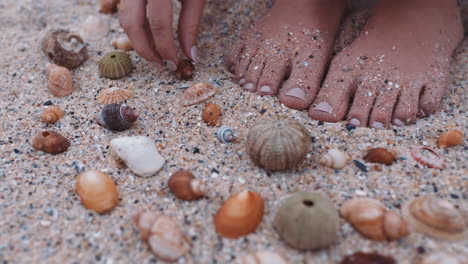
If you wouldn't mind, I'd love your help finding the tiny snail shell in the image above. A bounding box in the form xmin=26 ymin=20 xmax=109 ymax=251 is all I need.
xmin=134 ymin=212 xmax=190 ymax=262
xmin=217 ymin=126 xmax=236 ymax=143
xmin=80 ymin=15 xmax=109 ymax=41
xmin=438 ymin=129 xmax=463 ymax=148
xmin=214 ymin=190 xmax=264 ymax=239
xmin=341 ymin=252 xmax=396 ymax=264
xmin=41 ymin=106 xmax=64 ymax=124
xmin=168 ymin=170 xmax=205 ymax=201
xmin=97 ymin=87 xmax=133 ymax=104
xmin=97 ymin=103 xmax=139 ymax=131
xmin=76 ymin=170 xmax=119 ymax=213
xmin=363 ymin=147 xmax=395 ymax=165
xmin=181 ymin=83 xmax=217 ymax=106
xmin=340 ymin=197 xmax=409 ymax=240
xmin=176 ymin=59 xmax=195 ymax=80
xmin=402 ymin=196 xmax=466 ymax=241
xmin=46 ymin=64 xmax=73 ymax=97
xmin=320 ymin=149 xmax=348 ymax=169
xmin=410 ymin=146 xmax=445 ymax=169
xmin=111 ymin=35 xmax=133 ymax=51
xmin=202 ymin=103 xmax=222 ymax=126
xmin=41 ymin=29 xmax=88 ymax=69
xmin=99 ymin=51 xmax=133 ymax=79
xmin=100 ymin=0 xmax=120 ymax=14
xmin=32 ymin=131 xmax=70 ymax=154
xmin=417 ymin=252 xmax=468 ymax=264
xmin=247 ymin=115 xmax=311 ymax=171
xmin=236 ymin=251 xmax=289 ymax=264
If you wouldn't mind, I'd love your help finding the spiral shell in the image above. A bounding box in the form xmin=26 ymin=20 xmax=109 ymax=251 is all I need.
xmin=168 ymin=170 xmax=205 ymax=201
xmin=176 ymin=59 xmax=195 ymax=80
xmin=216 ymin=126 xmax=236 ymax=143
xmin=41 ymin=106 xmax=64 ymax=124
xmin=80 ymin=15 xmax=109 ymax=41
xmin=99 ymin=51 xmax=133 ymax=79
xmin=76 ymin=170 xmax=119 ymax=213
xmin=340 ymin=198 xmax=409 ymax=240
xmin=410 ymin=146 xmax=445 ymax=169
xmin=46 ymin=64 xmax=73 ymax=97
xmin=417 ymin=252 xmax=468 ymax=264
xmin=363 ymin=148 xmax=395 ymax=165
xmin=341 ymin=252 xmax=396 ymax=264
xmin=320 ymin=149 xmax=348 ymax=169
xmin=202 ymin=103 xmax=221 ymax=126
xmin=41 ymin=29 xmax=88 ymax=69
xmin=438 ymin=130 xmax=463 ymax=148
xmin=236 ymin=251 xmax=289 ymax=264
xmin=32 ymin=131 xmax=70 ymax=154
xmin=97 ymin=87 xmax=133 ymax=104
xmin=111 ymin=35 xmax=133 ymax=51
xmin=97 ymin=104 xmax=139 ymax=131
xmin=247 ymin=115 xmax=311 ymax=171
xmin=181 ymin=83 xmax=217 ymax=106
xmin=100 ymin=0 xmax=120 ymax=14
xmin=402 ymin=196 xmax=466 ymax=241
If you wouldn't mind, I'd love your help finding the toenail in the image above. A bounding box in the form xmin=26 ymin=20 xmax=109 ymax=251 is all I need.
xmin=393 ymin=119 xmax=405 ymax=127
xmin=314 ymin=101 xmax=332 ymax=113
xmin=244 ymin=83 xmax=255 ymax=91
xmin=190 ymin=46 xmax=198 ymax=62
xmin=285 ymin=88 xmax=306 ymax=101
xmin=164 ymin=60 xmax=177 ymax=71
xmin=239 ymin=78 xmax=246 ymax=85
xmin=372 ymin=122 xmax=385 ymax=130
xmin=260 ymin=86 xmax=272 ymax=93
xmin=349 ymin=118 xmax=360 ymax=126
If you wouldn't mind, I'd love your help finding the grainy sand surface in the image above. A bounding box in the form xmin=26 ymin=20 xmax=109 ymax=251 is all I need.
xmin=0 ymin=0 xmax=467 ymax=263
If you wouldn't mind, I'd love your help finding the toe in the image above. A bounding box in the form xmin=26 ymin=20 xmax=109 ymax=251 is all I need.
xmin=418 ymin=69 xmax=449 ymax=117
xmin=368 ymin=81 xmax=400 ymax=129
xmin=242 ymin=53 xmax=266 ymax=92
xmin=392 ymin=82 xmax=423 ymax=126
xmin=256 ymin=53 xmax=290 ymax=96
xmin=234 ymin=41 xmax=260 ymax=83
xmin=226 ymin=41 xmax=244 ymax=73
xmin=346 ymin=79 xmax=379 ymax=128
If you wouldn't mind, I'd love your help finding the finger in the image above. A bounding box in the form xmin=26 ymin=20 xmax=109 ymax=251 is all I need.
xmin=178 ymin=0 xmax=207 ymax=62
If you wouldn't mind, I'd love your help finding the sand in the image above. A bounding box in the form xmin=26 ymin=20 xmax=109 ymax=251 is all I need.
xmin=0 ymin=0 xmax=467 ymax=263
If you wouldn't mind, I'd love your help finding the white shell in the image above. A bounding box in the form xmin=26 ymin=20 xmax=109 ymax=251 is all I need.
xmin=320 ymin=149 xmax=348 ymax=169
xmin=110 ymin=136 xmax=165 ymax=177
xmin=80 ymin=15 xmax=109 ymax=41
xmin=112 ymin=35 xmax=133 ymax=51
xmin=236 ymin=251 xmax=289 ymax=264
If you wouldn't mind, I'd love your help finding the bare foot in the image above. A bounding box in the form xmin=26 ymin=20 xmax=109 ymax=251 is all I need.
xmin=309 ymin=0 xmax=463 ymax=128
xmin=226 ymin=0 xmax=345 ymax=110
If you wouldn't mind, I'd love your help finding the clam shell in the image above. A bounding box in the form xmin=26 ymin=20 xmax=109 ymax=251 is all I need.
xmin=320 ymin=149 xmax=348 ymax=169
xmin=41 ymin=106 xmax=64 ymax=124
xmin=99 ymin=51 xmax=133 ymax=79
xmin=46 ymin=64 xmax=73 ymax=97
xmin=76 ymin=170 xmax=119 ymax=213
xmin=32 ymin=131 xmax=70 ymax=154
xmin=181 ymin=83 xmax=217 ymax=106
xmin=363 ymin=147 xmax=395 ymax=165
xmin=217 ymin=126 xmax=236 ymax=143
xmin=202 ymin=103 xmax=221 ymax=126
xmin=41 ymin=29 xmax=88 ymax=69
xmin=176 ymin=59 xmax=195 ymax=80
xmin=80 ymin=15 xmax=109 ymax=41
xmin=236 ymin=251 xmax=289 ymax=264
xmin=438 ymin=129 xmax=463 ymax=148
xmin=168 ymin=170 xmax=205 ymax=201
xmin=410 ymin=146 xmax=445 ymax=169
xmin=97 ymin=87 xmax=133 ymax=104
xmin=111 ymin=35 xmax=133 ymax=51
xmin=97 ymin=103 xmax=139 ymax=131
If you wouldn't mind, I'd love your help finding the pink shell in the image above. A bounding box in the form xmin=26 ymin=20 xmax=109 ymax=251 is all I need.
xmin=180 ymin=83 xmax=217 ymax=106
xmin=410 ymin=146 xmax=445 ymax=169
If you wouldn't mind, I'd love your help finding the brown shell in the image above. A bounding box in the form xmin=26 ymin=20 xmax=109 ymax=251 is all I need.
xmin=181 ymin=83 xmax=217 ymax=106
xmin=41 ymin=29 xmax=88 ymax=69
xmin=76 ymin=170 xmax=119 ymax=213
xmin=41 ymin=106 xmax=64 ymax=124
xmin=176 ymin=59 xmax=195 ymax=80
xmin=363 ymin=148 xmax=395 ymax=165
xmin=202 ymin=103 xmax=221 ymax=126
xmin=97 ymin=87 xmax=133 ymax=104
xmin=438 ymin=130 xmax=463 ymax=148
xmin=97 ymin=103 xmax=139 ymax=131
xmin=32 ymin=131 xmax=70 ymax=154
xmin=168 ymin=170 xmax=205 ymax=201
xmin=46 ymin=64 xmax=73 ymax=97
xmin=341 ymin=252 xmax=396 ymax=264
xmin=100 ymin=0 xmax=120 ymax=14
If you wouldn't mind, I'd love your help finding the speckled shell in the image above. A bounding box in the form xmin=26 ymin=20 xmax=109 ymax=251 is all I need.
xmin=341 ymin=252 xmax=396 ymax=264
xmin=97 ymin=103 xmax=139 ymax=131
xmin=410 ymin=146 xmax=445 ymax=169
xmin=111 ymin=35 xmax=133 ymax=51
xmin=41 ymin=29 xmax=88 ymax=69
xmin=273 ymin=192 xmax=339 ymax=250
xmin=41 ymin=106 xmax=64 ymax=124
xmin=46 ymin=63 xmax=73 ymax=97
xmin=236 ymin=251 xmax=289 ymax=264
xmin=402 ymin=197 xmax=466 ymax=241
xmin=181 ymin=83 xmax=217 ymax=106
xmin=202 ymin=103 xmax=221 ymax=126
xmin=438 ymin=130 xmax=463 ymax=148
xmin=363 ymin=148 xmax=395 ymax=165
xmin=320 ymin=149 xmax=348 ymax=169
xmin=168 ymin=170 xmax=205 ymax=201
xmin=99 ymin=52 xmax=133 ymax=79
xmin=32 ymin=131 xmax=70 ymax=154
xmin=76 ymin=170 xmax=119 ymax=213
xmin=247 ymin=115 xmax=311 ymax=171
xmin=176 ymin=59 xmax=195 ymax=80
xmin=97 ymin=87 xmax=133 ymax=104
xmin=417 ymin=252 xmax=468 ymax=264
xmin=217 ymin=126 xmax=236 ymax=143
xmin=100 ymin=0 xmax=120 ymax=14
xmin=80 ymin=15 xmax=109 ymax=41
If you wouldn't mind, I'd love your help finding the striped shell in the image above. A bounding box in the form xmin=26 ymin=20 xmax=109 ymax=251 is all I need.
xmin=41 ymin=29 xmax=88 ymax=69
xmin=41 ymin=106 xmax=64 ymax=124
xmin=410 ymin=146 xmax=445 ymax=169
xmin=46 ymin=64 xmax=73 ymax=97
xmin=180 ymin=83 xmax=217 ymax=106
xmin=99 ymin=52 xmax=133 ymax=79
xmin=97 ymin=87 xmax=133 ymax=104
xmin=247 ymin=115 xmax=311 ymax=171
xmin=217 ymin=126 xmax=235 ymax=143
xmin=97 ymin=103 xmax=139 ymax=131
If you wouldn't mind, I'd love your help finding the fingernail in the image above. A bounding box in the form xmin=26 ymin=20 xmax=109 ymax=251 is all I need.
xmin=164 ymin=60 xmax=177 ymax=71
xmin=372 ymin=122 xmax=385 ymax=129
xmin=239 ymin=78 xmax=246 ymax=85
xmin=191 ymin=46 xmax=198 ymax=62
xmin=260 ymin=86 xmax=272 ymax=94
xmin=314 ymin=101 xmax=332 ymax=113
xmin=151 ymin=62 xmax=164 ymax=69
xmin=285 ymin=88 xmax=306 ymax=101
xmin=244 ymin=83 xmax=255 ymax=91
xmin=393 ymin=119 xmax=405 ymax=127
xmin=349 ymin=118 xmax=360 ymax=126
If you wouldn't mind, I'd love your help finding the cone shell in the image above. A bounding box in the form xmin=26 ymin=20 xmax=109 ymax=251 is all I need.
xmin=202 ymin=103 xmax=221 ymax=126
xmin=236 ymin=251 xmax=289 ymax=264
xmin=97 ymin=87 xmax=133 ymax=104
xmin=76 ymin=170 xmax=119 ymax=213
xmin=363 ymin=148 xmax=395 ymax=165
xmin=410 ymin=146 xmax=445 ymax=169
xmin=111 ymin=35 xmax=133 ymax=51
xmin=214 ymin=190 xmax=264 ymax=239
xmin=176 ymin=59 xmax=195 ymax=80
xmin=100 ymin=0 xmax=120 ymax=14
xmin=99 ymin=51 xmax=133 ymax=79
xmin=320 ymin=149 xmax=348 ymax=169
xmin=402 ymin=197 xmax=466 ymax=241
xmin=80 ymin=15 xmax=109 ymax=41
xmin=46 ymin=64 xmax=73 ymax=97
xmin=41 ymin=106 xmax=64 ymax=124
xmin=97 ymin=103 xmax=139 ymax=131
xmin=32 ymin=131 xmax=70 ymax=154
xmin=181 ymin=83 xmax=217 ymax=106
xmin=247 ymin=115 xmax=311 ymax=171
xmin=341 ymin=252 xmax=396 ymax=264
xmin=41 ymin=29 xmax=88 ymax=69
xmin=168 ymin=170 xmax=205 ymax=201
xmin=438 ymin=130 xmax=463 ymax=148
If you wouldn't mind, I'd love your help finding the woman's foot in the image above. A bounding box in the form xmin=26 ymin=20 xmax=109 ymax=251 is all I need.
xmin=309 ymin=0 xmax=464 ymax=128
xmin=226 ymin=0 xmax=345 ymax=110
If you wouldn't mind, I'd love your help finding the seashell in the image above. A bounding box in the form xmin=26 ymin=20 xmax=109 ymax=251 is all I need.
xmin=273 ymin=192 xmax=339 ymax=250
xmin=176 ymin=59 xmax=195 ymax=80
xmin=111 ymin=35 xmax=133 ymax=51
xmin=110 ymin=136 xmax=165 ymax=177
xmin=236 ymin=251 xmax=289 ymax=264
xmin=214 ymin=190 xmax=264 ymax=239
xmin=99 ymin=51 xmax=133 ymax=79
xmin=76 ymin=170 xmax=119 ymax=213
xmin=97 ymin=87 xmax=133 ymax=104
xmin=100 ymin=0 xmax=120 ymax=14
xmin=97 ymin=103 xmax=139 ymax=131
xmin=417 ymin=252 xmax=468 ymax=264
xmin=340 ymin=197 xmax=409 ymax=240
xmin=401 ymin=196 xmax=466 ymax=241
xmin=41 ymin=106 xmax=64 ymax=124
xmin=202 ymin=103 xmax=221 ymax=126
xmin=80 ymin=15 xmax=109 ymax=41
xmin=320 ymin=149 xmax=348 ymax=169
xmin=168 ymin=170 xmax=205 ymax=201
xmin=341 ymin=252 xmax=396 ymax=264
xmin=32 ymin=131 xmax=70 ymax=154
xmin=247 ymin=115 xmax=311 ymax=171
xmin=181 ymin=83 xmax=217 ymax=106
xmin=46 ymin=63 xmax=73 ymax=97
xmin=438 ymin=129 xmax=463 ymax=148
xmin=363 ymin=147 xmax=395 ymax=165
xmin=41 ymin=29 xmax=88 ymax=69
xmin=217 ymin=126 xmax=236 ymax=143
xmin=134 ymin=212 xmax=190 ymax=261
xmin=410 ymin=146 xmax=445 ymax=169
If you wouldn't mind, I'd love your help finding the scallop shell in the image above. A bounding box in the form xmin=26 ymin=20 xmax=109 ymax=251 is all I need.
xmin=247 ymin=115 xmax=311 ymax=171
xmin=76 ymin=170 xmax=119 ymax=213
xmin=363 ymin=148 xmax=395 ymax=165
xmin=180 ymin=83 xmax=217 ymax=106
xmin=402 ymin=196 xmax=466 ymax=241
xmin=97 ymin=87 xmax=133 ymax=104
xmin=176 ymin=59 xmax=195 ymax=80
xmin=410 ymin=146 xmax=445 ymax=169
xmin=217 ymin=126 xmax=236 ymax=143
xmin=41 ymin=106 xmax=64 ymax=124
xmin=236 ymin=251 xmax=289 ymax=264
xmin=320 ymin=149 xmax=348 ymax=169
xmin=202 ymin=103 xmax=221 ymax=126
xmin=99 ymin=51 xmax=133 ymax=79
xmin=111 ymin=35 xmax=133 ymax=51
xmin=80 ymin=15 xmax=109 ymax=41
xmin=341 ymin=252 xmax=396 ymax=264
xmin=168 ymin=170 xmax=205 ymax=201
xmin=438 ymin=130 xmax=463 ymax=148
xmin=97 ymin=103 xmax=139 ymax=131
xmin=41 ymin=29 xmax=88 ymax=69
xmin=32 ymin=131 xmax=70 ymax=154
xmin=100 ymin=0 xmax=120 ymax=14
xmin=46 ymin=64 xmax=73 ymax=97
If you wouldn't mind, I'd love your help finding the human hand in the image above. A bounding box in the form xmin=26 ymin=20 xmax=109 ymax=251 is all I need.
xmin=118 ymin=0 xmax=206 ymax=70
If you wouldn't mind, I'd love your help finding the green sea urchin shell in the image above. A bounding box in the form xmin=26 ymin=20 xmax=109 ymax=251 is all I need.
xmin=99 ymin=51 xmax=133 ymax=79
xmin=273 ymin=192 xmax=339 ymax=250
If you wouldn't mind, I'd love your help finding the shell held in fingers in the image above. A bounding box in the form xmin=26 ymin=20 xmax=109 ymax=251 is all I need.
xmin=41 ymin=106 xmax=64 ymax=124
xmin=181 ymin=83 xmax=217 ymax=106
xmin=176 ymin=59 xmax=195 ymax=80
xmin=438 ymin=129 xmax=463 ymax=147
xmin=41 ymin=29 xmax=88 ymax=69
xmin=76 ymin=170 xmax=119 ymax=213
xmin=363 ymin=148 xmax=395 ymax=165
xmin=97 ymin=87 xmax=133 ymax=104
xmin=217 ymin=126 xmax=236 ymax=143
xmin=100 ymin=0 xmax=120 ymax=14
xmin=410 ymin=146 xmax=445 ymax=169
xmin=202 ymin=103 xmax=221 ymax=126
xmin=168 ymin=170 xmax=205 ymax=201
xmin=97 ymin=103 xmax=139 ymax=131
xmin=99 ymin=51 xmax=133 ymax=79
xmin=32 ymin=131 xmax=70 ymax=154
xmin=236 ymin=251 xmax=289 ymax=264
xmin=111 ymin=35 xmax=133 ymax=51
xmin=46 ymin=64 xmax=73 ymax=97
xmin=320 ymin=149 xmax=348 ymax=169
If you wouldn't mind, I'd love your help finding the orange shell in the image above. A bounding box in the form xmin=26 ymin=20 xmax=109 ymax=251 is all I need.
xmin=46 ymin=64 xmax=73 ymax=97
xmin=76 ymin=170 xmax=119 ymax=213
xmin=97 ymin=87 xmax=133 ymax=104
xmin=363 ymin=148 xmax=395 ymax=165
xmin=32 ymin=131 xmax=70 ymax=154
xmin=181 ymin=83 xmax=217 ymax=106
xmin=41 ymin=106 xmax=64 ymax=124
xmin=202 ymin=103 xmax=221 ymax=126
xmin=168 ymin=170 xmax=205 ymax=201
xmin=438 ymin=130 xmax=463 ymax=148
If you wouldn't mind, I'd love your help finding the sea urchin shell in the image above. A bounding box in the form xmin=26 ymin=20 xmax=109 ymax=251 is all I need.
xmin=99 ymin=51 xmax=133 ymax=79
xmin=180 ymin=83 xmax=217 ymax=106
xmin=41 ymin=29 xmax=88 ymax=69
xmin=97 ymin=87 xmax=133 ymax=104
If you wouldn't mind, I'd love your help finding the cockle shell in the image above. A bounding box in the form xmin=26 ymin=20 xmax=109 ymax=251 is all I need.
xmin=340 ymin=197 xmax=409 ymax=240
xmin=438 ymin=130 xmax=463 ymax=148
xmin=76 ymin=170 xmax=119 ymax=213
xmin=402 ymin=196 xmax=466 ymax=241
xmin=180 ymin=83 xmax=217 ymax=106
xmin=217 ymin=126 xmax=236 ymax=143
xmin=32 ymin=131 xmax=70 ymax=154
xmin=97 ymin=87 xmax=133 ymax=104
xmin=46 ymin=63 xmax=73 ymax=97
xmin=363 ymin=148 xmax=395 ymax=165
xmin=410 ymin=146 xmax=445 ymax=169
xmin=341 ymin=252 xmax=396 ymax=264
xmin=100 ymin=0 xmax=120 ymax=14
xmin=247 ymin=115 xmax=311 ymax=171
xmin=236 ymin=251 xmax=289 ymax=264
xmin=320 ymin=149 xmax=348 ymax=169
xmin=41 ymin=106 xmax=64 ymax=124
xmin=214 ymin=190 xmax=264 ymax=239
xmin=97 ymin=103 xmax=139 ymax=131
xmin=168 ymin=170 xmax=205 ymax=201
xmin=417 ymin=252 xmax=468 ymax=264
xmin=134 ymin=211 xmax=190 ymax=262
xmin=111 ymin=35 xmax=133 ymax=51
xmin=99 ymin=51 xmax=133 ymax=79
xmin=202 ymin=103 xmax=221 ymax=126
xmin=176 ymin=59 xmax=195 ymax=80
xmin=80 ymin=15 xmax=109 ymax=41
xmin=41 ymin=29 xmax=88 ymax=69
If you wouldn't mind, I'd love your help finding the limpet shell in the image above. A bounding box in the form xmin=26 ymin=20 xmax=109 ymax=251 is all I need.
xmin=46 ymin=64 xmax=73 ymax=97
xmin=341 ymin=252 xmax=396 ymax=264
xmin=76 ymin=170 xmax=119 ymax=213
xmin=32 ymin=131 xmax=70 ymax=154
xmin=320 ymin=149 xmax=348 ymax=169
xmin=363 ymin=148 xmax=395 ymax=165
xmin=41 ymin=29 xmax=88 ymax=69
xmin=168 ymin=170 xmax=205 ymax=201
xmin=80 ymin=15 xmax=109 ymax=41
xmin=99 ymin=51 xmax=133 ymax=79
xmin=402 ymin=196 xmax=466 ymax=241
xmin=236 ymin=251 xmax=289 ymax=264
xmin=181 ymin=83 xmax=217 ymax=106
xmin=97 ymin=103 xmax=139 ymax=131
xmin=410 ymin=146 xmax=445 ymax=169
xmin=97 ymin=87 xmax=133 ymax=104
xmin=438 ymin=129 xmax=463 ymax=148
xmin=202 ymin=103 xmax=221 ymax=126
xmin=41 ymin=106 xmax=64 ymax=124
xmin=111 ymin=35 xmax=133 ymax=51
